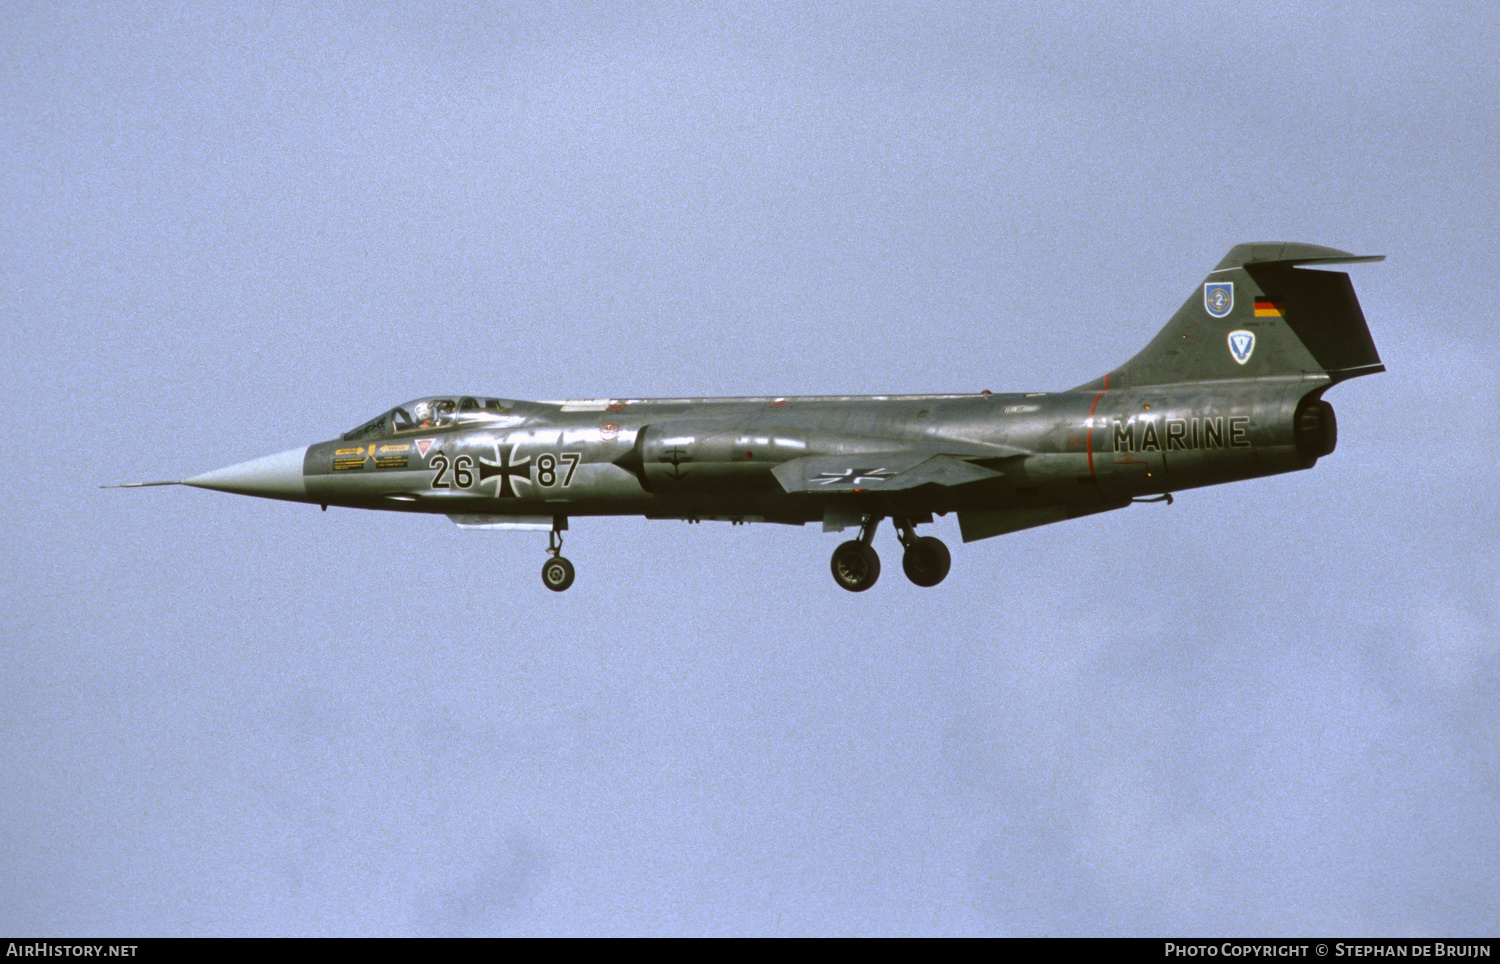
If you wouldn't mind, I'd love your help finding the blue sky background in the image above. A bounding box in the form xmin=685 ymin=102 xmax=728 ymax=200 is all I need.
xmin=4 ymin=1 xmax=1497 ymax=935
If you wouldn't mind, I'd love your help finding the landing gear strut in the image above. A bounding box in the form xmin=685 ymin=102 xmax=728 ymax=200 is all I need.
xmin=541 ymin=522 xmax=575 ymax=592
xmin=830 ymin=515 xmax=882 ymax=592
xmin=894 ymin=516 xmax=951 ymax=588
xmin=827 ymin=515 xmax=952 ymax=592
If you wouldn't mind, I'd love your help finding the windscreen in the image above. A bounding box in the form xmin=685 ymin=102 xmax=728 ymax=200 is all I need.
xmin=341 ymin=397 xmax=519 ymax=439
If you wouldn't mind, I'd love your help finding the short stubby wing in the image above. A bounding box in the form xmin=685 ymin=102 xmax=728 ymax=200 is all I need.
xmin=772 ymin=452 xmax=1012 ymax=493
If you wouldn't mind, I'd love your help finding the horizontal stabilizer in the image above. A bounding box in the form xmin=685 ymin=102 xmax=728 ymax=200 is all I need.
xmin=1214 ymin=243 xmax=1384 ymax=269
xmin=772 ymin=452 xmax=1007 ymax=494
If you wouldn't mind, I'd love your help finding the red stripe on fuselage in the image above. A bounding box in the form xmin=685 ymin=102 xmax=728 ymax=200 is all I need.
xmin=1086 ymin=389 xmax=1106 ymax=477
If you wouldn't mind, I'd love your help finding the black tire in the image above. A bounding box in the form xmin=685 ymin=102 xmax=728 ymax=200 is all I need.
xmin=542 ymin=556 xmax=576 ymax=592
xmin=830 ymin=540 xmax=881 ymax=592
xmin=902 ymin=536 xmax=951 ymax=587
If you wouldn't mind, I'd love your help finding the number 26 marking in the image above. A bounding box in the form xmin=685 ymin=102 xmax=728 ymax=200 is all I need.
xmin=430 ymin=453 xmax=474 ymax=489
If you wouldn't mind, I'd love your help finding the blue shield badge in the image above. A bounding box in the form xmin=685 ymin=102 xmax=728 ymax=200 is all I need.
xmin=1228 ymin=329 xmax=1255 ymax=365
xmin=1204 ymin=282 xmax=1234 ymax=319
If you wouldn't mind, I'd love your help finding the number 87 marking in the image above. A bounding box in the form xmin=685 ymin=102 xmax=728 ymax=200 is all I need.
xmin=534 ymin=452 xmax=581 ymax=487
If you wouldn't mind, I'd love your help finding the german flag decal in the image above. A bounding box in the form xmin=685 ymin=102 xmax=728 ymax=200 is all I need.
xmin=1254 ymin=297 xmax=1284 ymax=318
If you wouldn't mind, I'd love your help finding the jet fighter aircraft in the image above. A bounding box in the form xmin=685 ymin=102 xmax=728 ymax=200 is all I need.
xmin=113 ymin=243 xmax=1383 ymax=592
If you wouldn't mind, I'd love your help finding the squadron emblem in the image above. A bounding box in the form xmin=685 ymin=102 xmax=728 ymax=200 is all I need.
xmin=1228 ymin=329 xmax=1255 ymax=365
xmin=1204 ymin=282 xmax=1234 ymax=319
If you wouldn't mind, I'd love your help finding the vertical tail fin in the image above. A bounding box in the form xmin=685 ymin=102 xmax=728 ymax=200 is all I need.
xmin=1076 ymin=243 xmax=1384 ymax=390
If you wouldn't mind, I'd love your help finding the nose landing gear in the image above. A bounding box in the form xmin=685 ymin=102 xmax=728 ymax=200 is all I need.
xmin=828 ymin=515 xmax=951 ymax=592
xmin=541 ymin=521 xmax=575 ymax=592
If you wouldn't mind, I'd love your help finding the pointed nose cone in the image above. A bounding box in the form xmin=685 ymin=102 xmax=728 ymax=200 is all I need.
xmin=185 ymin=446 xmax=310 ymax=500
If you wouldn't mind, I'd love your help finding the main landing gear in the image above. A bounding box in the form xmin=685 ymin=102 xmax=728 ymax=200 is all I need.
xmin=541 ymin=523 xmax=575 ymax=592
xmin=829 ymin=515 xmax=951 ymax=592
xmin=830 ymin=516 xmax=882 ymax=592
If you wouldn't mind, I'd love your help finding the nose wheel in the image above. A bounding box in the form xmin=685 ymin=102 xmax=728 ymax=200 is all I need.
xmin=542 ymin=556 xmax=575 ymax=592
xmin=541 ymin=521 xmax=575 ymax=592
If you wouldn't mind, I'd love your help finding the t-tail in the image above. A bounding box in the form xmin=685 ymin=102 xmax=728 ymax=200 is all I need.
xmin=1075 ymin=242 xmax=1385 ymax=392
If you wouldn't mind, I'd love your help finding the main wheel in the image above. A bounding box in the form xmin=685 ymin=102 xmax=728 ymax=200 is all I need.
xmin=830 ymin=540 xmax=881 ymax=592
xmin=542 ymin=556 xmax=576 ymax=592
xmin=902 ymin=536 xmax=951 ymax=587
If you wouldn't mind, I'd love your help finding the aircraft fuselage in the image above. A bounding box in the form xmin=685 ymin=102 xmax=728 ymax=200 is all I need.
xmin=285 ymin=377 xmax=1325 ymax=527
xmin=125 ymin=243 xmax=1381 ymax=592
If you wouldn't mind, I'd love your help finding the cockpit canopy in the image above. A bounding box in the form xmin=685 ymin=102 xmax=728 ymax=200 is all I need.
xmin=341 ymin=396 xmax=524 ymax=440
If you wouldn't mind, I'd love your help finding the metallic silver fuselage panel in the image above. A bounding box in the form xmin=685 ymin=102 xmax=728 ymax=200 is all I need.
xmin=296 ymin=378 xmax=1324 ymax=523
